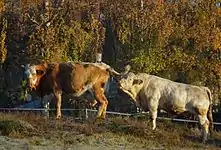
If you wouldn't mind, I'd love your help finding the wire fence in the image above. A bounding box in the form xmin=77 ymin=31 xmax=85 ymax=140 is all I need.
xmin=0 ymin=108 xmax=221 ymax=125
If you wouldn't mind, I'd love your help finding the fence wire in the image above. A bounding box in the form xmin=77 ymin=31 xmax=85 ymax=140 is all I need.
xmin=0 ymin=108 xmax=221 ymax=125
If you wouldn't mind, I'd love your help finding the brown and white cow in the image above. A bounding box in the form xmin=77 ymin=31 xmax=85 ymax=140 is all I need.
xmin=118 ymin=72 xmax=213 ymax=142
xmin=22 ymin=62 xmax=129 ymax=120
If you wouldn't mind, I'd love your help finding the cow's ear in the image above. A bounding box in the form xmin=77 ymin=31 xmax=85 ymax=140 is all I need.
xmin=133 ymin=79 xmax=143 ymax=85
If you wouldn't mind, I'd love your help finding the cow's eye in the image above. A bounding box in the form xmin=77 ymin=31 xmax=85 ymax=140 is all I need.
xmin=36 ymin=70 xmax=44 ymax=75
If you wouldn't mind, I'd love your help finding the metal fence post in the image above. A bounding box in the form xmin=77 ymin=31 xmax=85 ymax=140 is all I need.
xmin=42 ymin=98 xmax=50 ymax=119
xmin=85 ymin=108 xmax=88 ymax=120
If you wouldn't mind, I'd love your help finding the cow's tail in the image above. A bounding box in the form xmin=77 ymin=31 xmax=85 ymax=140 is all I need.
xmin=205 ymin=87 xmax=214 ymax=135
xmin=107 ymin=65 xmax=131 ymax=76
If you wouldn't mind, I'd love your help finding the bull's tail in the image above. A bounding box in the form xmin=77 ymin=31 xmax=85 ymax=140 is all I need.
xmin=208 ymin=103 xmax=214 ymax=134
xmin=107 ymin=67 xmax=121 ymax=76
xmin=204 ymin=87 xmax=214 ymax=134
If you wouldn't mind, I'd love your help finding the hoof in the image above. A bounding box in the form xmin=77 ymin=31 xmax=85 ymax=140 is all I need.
xmin=43 ymin=116 xmax=49 ymax=120
xmin=56 ymin=115 xmax=61 ymax=120
xmin=201 ymin=139 xmax=208 ymax=144
xmin=96 ymin=117 xmax=105 ymax=121
xmin=94 ymin=117 xmax=105 ymax=124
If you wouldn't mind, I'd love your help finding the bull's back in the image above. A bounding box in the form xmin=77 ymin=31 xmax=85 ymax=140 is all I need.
xmin=145 ymin=75 xmax=210 ymax=110
xmin=58 ymin=62 xmax=109 ymax=93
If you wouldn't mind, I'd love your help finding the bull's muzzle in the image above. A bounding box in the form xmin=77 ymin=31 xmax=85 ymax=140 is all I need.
xmin=26 ymin=81 xmax=36 ymax=92
xmin=26 ymin=85 xmax=32 ymax=92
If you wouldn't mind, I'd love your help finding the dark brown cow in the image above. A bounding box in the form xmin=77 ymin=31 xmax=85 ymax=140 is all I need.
xmin=22 ymin=62 xmax=129 ymax=119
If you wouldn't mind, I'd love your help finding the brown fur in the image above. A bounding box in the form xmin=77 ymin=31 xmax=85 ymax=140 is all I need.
xmin=28 ymin=62 xmax=115 ymax=119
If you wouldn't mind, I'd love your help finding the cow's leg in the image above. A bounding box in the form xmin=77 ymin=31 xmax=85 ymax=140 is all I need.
xmin=88 ymin=89 xmax=97 ymax=108
xmin=148 ymin=98 xmax=158 ymax=130
xmin=198 ymin=114 xmax=209 ymax=143
xmin=54 ymin=91 xmax=62 ymax=119
xmin=90 ymin=99 xmax=97 ymax=107
xmin=93 ymin=85 xmax=108 ymax=119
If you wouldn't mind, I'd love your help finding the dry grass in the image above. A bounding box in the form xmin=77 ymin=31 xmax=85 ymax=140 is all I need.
xmin=0 ymin=112 xmax=220 ymax=149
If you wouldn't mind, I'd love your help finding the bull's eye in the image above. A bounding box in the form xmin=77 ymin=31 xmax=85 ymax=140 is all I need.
xmin=36 ymin=70 xmax=44 ymax=75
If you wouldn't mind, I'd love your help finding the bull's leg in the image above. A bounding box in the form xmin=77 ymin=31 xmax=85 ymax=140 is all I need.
xmin=148 ymin=98 xmax=159 ymax=130
xmin=101 ymin=99 xmax=108 ymax=119
xmin=198 ymin=114 xmax=209 ymax=143
xmin=54 ymin=91 xmax=62 ymax=119
xmin=93 ymin=85 xmax=108 ymax=119
xmin=150 ymin=109 xmax=157 ymax=130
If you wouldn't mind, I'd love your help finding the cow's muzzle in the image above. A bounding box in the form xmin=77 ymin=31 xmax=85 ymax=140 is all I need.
xmin=26 ymin=85 xmax=32 ymax=92
xmin=26 ymin=82 xmax=36 ymax=92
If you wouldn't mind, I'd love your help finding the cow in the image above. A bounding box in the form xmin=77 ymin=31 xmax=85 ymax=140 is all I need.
xmin=22 ymin=62 xmax=130 ymax=120
xmin=118 ymin=72 xmax=213 ymax=142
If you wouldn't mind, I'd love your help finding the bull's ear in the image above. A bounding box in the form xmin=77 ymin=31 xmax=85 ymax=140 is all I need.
xmin=133 ymin=79 xmax=143 ymax=85
xmin=124 ymin=65 xmax=131 ymax=74
xmin=43 ymin=61 xmax=48 ymax=68
xmin=21 ymin=64 xmax=30 ymax=69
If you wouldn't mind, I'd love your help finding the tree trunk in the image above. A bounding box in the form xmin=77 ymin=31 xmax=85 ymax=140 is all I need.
xmin=43 ymin=0 xmax=50 ymax=26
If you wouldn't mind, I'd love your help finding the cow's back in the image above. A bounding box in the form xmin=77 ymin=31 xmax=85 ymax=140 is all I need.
xmin=58 ymin=62 xmax=109 ymax=94
xmin=37 ymin=62 xmax=109 ymax=96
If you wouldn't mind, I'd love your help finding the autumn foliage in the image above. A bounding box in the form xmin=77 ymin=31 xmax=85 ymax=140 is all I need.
xmin=1 ymin=0 xmax=221 ymax=104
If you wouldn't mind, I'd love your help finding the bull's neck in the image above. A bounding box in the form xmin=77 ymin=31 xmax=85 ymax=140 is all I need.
xmin=131 ymin=86 xmax=142 ymax=97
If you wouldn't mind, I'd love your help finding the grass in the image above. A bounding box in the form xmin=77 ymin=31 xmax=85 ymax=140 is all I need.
xmin=0 ymin=112 xmax=220 ymax=149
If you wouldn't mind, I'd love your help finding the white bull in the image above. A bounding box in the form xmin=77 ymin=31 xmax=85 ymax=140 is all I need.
xmin=118 ymin=72 xmax=213 ymax=142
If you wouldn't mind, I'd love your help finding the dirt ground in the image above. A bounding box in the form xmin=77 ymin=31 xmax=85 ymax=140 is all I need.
xmin=0 ymin=113 xmax=221 ymax=150
xmin=0 ymin=135 xmax=165 ymax=150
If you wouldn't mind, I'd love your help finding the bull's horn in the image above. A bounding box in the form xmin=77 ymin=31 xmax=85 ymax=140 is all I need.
xmin=21 ymin=64 xmax=30 ymax=69
xmin=123 ymin=65 xmax=131 ymax=74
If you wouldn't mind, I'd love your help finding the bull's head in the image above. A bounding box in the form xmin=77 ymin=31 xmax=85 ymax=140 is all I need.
xmin=22 ymin=63 xmax=47 ymax=91
xmin=118 ymin=72 xmax=144 ymax=101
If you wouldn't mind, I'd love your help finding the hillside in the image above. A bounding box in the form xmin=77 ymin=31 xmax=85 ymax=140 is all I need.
xmin=0 ymin=112 xmax=220 ymax=150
